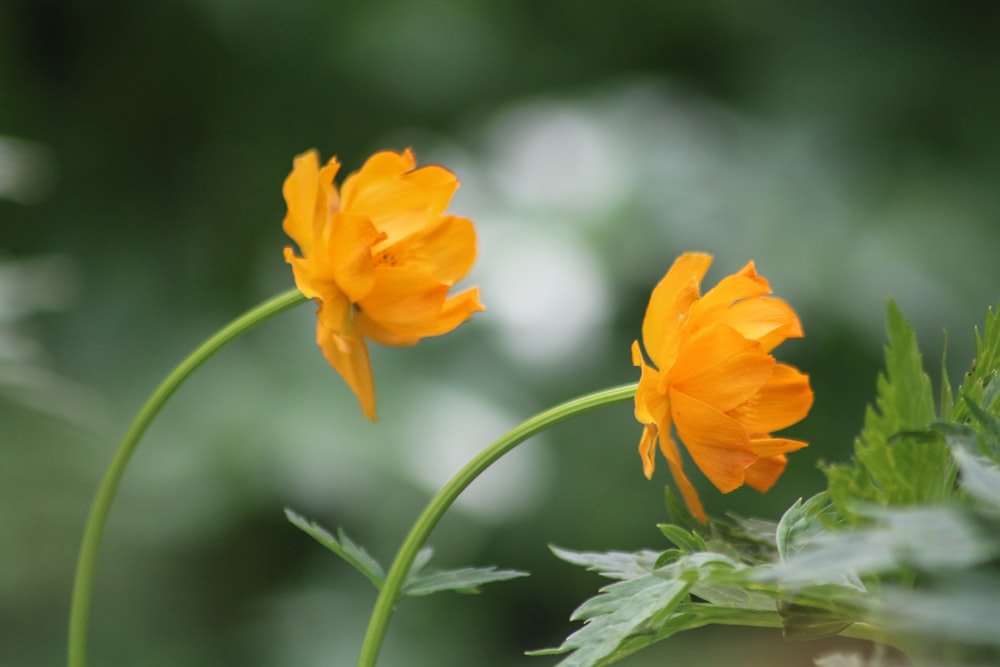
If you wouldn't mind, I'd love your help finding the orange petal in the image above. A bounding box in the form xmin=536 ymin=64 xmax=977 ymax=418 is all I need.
xmin=736 ymin=364 xmax=814 ymax=433
xmin=747 ymin=436 xmax=809 ymax=457
xmin=341 ymin=150 xmax=460 ymax=243
xmin=638 ymin=422 xmax=659 ymax=479
xmin=428 ymin=287 xmax=484 ymax=332
xmin=718 ymin=296 xmax=804 ymax=352
xmin=355 ymin=311 xmax=421 ymax=347
xmin=660 ymin=436 xmax=707 ymax=522
xmin=670 ymin=323 xmax=775 ymax=413
xmin=341 ymin=149 xmax=417 ymax=205
xmin=375 ymin=215 xmax=477 ymax=286
xmin=315 ymin=212 xmax=384 ymax=303
xmin=670 ymin=388 xmax=755 ymax=493
xmin=744 ymin=454 xmax=787 ymax=493
xmin=631 ymin=339 xmax=645 ymax=367
xmin=284 ymin=246 xmax=326 ymax=301
xmin=692 ymin=268 xmax=771 ymax=317
xmin=357 ymin=268 xmax=446 ymax=328
xmin=369 ymin=286 xmax=484 ymax=341
xmin=641 ymin=253 xmax=712 ymax=369
xmin=316 ymin=316 xmax=377 ymax=422
xmin=282 ymin=151 xmax=340 ymax=257
xmin=633 ymin=342 xmax=670 ymax=430
xmin=313 ymin=289 xmax=352 ymax=345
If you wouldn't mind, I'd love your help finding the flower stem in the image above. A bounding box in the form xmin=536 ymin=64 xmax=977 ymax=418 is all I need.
xmin=67 ymin=288 xmax=308 ymax=667
xmin=355 ymin=382 xmax=639 ymax=666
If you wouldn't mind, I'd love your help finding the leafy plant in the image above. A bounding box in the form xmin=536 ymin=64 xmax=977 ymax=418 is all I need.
xmin=540 ymin=300 xmax=1000 ymax=667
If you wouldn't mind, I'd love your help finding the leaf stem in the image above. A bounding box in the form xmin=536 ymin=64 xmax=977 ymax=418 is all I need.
xmin=67 ymin=288 xmax=308 ymax=667
xmin=355 ymin=382 xmax=639 ymax=666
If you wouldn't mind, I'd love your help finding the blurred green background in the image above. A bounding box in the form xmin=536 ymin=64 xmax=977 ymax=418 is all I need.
xmin=4 ymin=1 xmax=1000 ymax=665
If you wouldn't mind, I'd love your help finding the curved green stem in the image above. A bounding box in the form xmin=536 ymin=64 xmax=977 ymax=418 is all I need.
xmin=68 ymin=288 xmax=308 ymax=667
xmin=356 ymin=382 xmax=639 ymax=666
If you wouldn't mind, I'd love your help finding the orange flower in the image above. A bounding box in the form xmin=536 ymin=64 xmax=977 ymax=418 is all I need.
xmin=632 ymin=252 xmax=813 ymax=522
xmin=282 ymin=149 xmax=483 ymax=421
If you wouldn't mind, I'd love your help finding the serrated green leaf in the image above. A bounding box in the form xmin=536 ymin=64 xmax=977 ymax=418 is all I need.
xmin=401 ymin=565 xmax=528 ymax=597
xmin=657 ymin=524 xmax=706 ymax=553
xmin=825 ymin=301 xmax=953 ymax=516
xmin=776 ymin=493 xmax=832 ymax=562
xmin=284 ymin=508 xmax=384 ymax=590
xmin=863 ymin=299 xmax=938 ymax=443
xmin=549 ymin=546 xmax=660 ymax=580
xmin=550 ymin=574 xmax=692 ymax=666
xmin=542 ymin=548 xmax=772 ymax=666
xmin=952 ymin=305 xmax=1000 ymax=422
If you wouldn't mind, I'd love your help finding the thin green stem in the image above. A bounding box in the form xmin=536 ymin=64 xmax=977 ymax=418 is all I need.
xmin=356 ymin=382 xmax=639 ymax=666
xmin=67 ymin=288 xmax=308 ymax=667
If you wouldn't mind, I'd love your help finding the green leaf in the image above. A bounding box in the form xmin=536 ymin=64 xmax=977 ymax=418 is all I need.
xmin=860 ymin=299 xmax=937 ymax=447
xmin=284 ymin=508 xmax=385 ymax=590
xmin=775 ymin=493 xmax=834 ymax=561
xmin=540 ymin=548 xmax=769 ymax=666
xmin=398 ymin=544 xmax=528 ymax=597
xmin=825 ymin=300 xmax=953 ymax=516
xmin=953 ymin=305 xmax=1000 ymax=421
xmin=538 ymin=573 xmax=692 ymax=666
xmin=402 ymin=565 xmax=529 ymax=597
xmin=657 ymin=524 xmax=707 ymax=553
xmin=724 ymin=515 xmax=780 ymax=549
xmin=821 ymin=460 xmax=878 ymax=521
xmin=549 ymin=546 xmax=661 ymax=580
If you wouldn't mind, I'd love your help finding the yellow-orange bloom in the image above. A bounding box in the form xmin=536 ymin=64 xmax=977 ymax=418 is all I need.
xmin=282 ymin=148 xmax=483 ymax=421
xmin=632 ymin=252 xmax=813 ymax=522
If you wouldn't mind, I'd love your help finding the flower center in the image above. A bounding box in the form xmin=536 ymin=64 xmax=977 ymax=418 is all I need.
xmin=375 ymin=249 xmax=398 ymax=267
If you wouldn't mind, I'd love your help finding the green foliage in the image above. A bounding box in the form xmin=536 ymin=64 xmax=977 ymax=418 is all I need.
xmin=775 ymin=492 xmax=835 ymax=562
xmin=285 ymin=508 xmax=386 ymax=590
xmin=285 ymin=509 xmax=528 ymax=598
xmin=530 ymin=547 xmax=756 ymax=667
xmin=952 ymin=306 xmax=1000 ymax=421
xmin=401 ymin=551 xmax=529 ymax=596
xmin=542 ymin=302 xmax=1000 ymax=667
xmin=823 ymin=300 xmax=953 ymax=518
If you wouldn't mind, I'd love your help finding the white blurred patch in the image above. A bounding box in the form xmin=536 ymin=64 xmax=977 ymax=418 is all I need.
xmin=477 ymin=223 xmax=611 ymax=368
xmin=402 ymin=385 xmax=551 ymax=523
xmin=485 ymin=103 xmax=631 ymax=220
